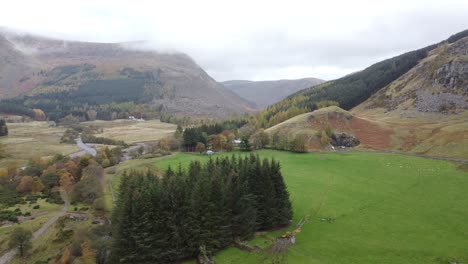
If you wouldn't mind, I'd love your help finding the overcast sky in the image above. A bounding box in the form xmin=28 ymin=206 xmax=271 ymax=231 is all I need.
xmin=1 ymin=0 xmax=468 ymax=81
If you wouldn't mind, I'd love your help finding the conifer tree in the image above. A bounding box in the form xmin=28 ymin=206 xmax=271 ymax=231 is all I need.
xmin=111 ymin=155 xmax=292 ymax=262
xmin=270 ymin=159 xmax=293 ymax=226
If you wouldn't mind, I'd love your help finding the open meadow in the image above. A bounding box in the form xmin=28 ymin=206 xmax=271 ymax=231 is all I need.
xmin=0 ymin=121 xmax=80 ymax=167
xmin=107 ymin=150 xmax=468 ymax=264
xmin=82 ymin=119 xmax=177 ymax=144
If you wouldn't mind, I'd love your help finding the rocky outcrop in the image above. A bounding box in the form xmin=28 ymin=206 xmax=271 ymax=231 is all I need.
xmin=434 ymin=60 xmax=468 ymax=90
xmin=415 ymin=90 xmax=468 ymax=112
xmin=331 ymin=133 xmax=360 ymax=147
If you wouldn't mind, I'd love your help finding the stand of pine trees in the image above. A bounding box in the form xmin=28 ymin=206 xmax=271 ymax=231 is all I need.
xmin=110 ymin=154 xmax=292 ymax=263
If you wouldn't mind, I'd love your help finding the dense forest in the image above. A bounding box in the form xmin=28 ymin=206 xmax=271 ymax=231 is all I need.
xmin=111 ymin=155 xmax=292 ymax=263
xmin=0 ymin=66 xmax=168 ymax=122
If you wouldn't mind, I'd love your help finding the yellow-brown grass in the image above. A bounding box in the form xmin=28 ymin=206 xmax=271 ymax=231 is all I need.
xmin=82 ymin=119 xmax=176 ymax=144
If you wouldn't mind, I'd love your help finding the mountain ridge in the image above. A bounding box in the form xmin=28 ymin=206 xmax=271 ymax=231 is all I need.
xmin=222 ymin=77 xmax=324 ymax=108
xmin=0 ymin=29 xmax=254 ymax=119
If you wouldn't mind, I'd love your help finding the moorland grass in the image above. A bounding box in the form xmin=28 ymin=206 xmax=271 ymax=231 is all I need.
xmin=0 ymin=122 xmax=80 ymax=167
xmin=83 ymin=119 xmax=176 ymax=144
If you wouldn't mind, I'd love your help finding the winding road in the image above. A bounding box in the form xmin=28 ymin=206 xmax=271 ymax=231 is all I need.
xmin=0 ymin=191 xmax=70 ymax=264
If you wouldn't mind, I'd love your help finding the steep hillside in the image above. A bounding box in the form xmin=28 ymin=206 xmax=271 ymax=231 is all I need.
xmin=0 ymin=34 xmax=40 ymax=97
xmin=222 ymin=77 xmax=324 ymax=108
xmin=347 ymin=35 xmax=468 ymax=160
xmin=260 ymin=30 xmax=468 ymax=128
xmin=0 ymin=30 xmax=253 ymax=119
xmin=354 ymin=36 xmax=468 ymax=115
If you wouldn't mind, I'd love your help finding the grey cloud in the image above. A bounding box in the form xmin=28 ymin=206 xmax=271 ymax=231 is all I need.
xmin=1 ymin=0 xmax=467 ymax=81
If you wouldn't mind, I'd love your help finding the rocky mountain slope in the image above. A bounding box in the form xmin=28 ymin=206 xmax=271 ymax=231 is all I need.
xmin=222 ymin=77 xmax=324 ymax=108
xmin=265 ymin=31 xmax=468 ymax=160
xmin=354 ymin=36 xmax=468 ymax=115
xmin=0 ymin=29 xmax=253 ymax=118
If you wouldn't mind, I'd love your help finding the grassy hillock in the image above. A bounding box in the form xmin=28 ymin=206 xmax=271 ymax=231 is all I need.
xmin=263 ymin=106 xmax=468 ymax=159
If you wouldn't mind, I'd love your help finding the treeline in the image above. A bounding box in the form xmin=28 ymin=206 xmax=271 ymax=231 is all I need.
xmin=182 ymin=119 xmax=248 ymax=151
xmin=111 ymin=155 xmax=292 ymax=263
xmin=81 ymin=134 xmax=127 ymax=147
xmin=270 ymin=132 xmax=308 ymax=153
xmin=0 ymin=102 xmax=35 ymax=118
xmin=255 ymin=97 xmax=340 ymax=128
xmin=60 ymin=126 xmax=126 ymax=146
xmin=0 ymin=96 xmax=161 ymax=122
xmin=447 ymin=29 xmax=468 ymax=43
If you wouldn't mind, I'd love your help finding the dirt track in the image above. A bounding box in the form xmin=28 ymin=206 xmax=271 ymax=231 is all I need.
xmin=0 ymin=191 xmax=69 ymax=264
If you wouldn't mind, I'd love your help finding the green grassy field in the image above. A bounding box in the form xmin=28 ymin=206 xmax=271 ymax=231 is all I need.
xmin=146 ymin=150 xmax=468 ymax=264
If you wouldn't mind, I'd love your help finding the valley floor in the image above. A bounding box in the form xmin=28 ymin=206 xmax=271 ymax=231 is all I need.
xmin=112 ymin=150 xmax=468 ymax=264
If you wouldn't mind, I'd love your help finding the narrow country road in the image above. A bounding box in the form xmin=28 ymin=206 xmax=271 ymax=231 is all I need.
xmin=0 ymin=191 xmax=70 ymax=264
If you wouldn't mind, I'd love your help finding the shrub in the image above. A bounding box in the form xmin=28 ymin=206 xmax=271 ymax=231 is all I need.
xmin=25 ymin=196 xmax=39 ymax=202
xmin=71 ymin=177 xmax=102 ymax=204
xmin=33 ymin=205 xmax=40 ymax=209
xmin=0 ymin=185 xmax=22 ymax=206
xmin=47 ymin=192 xmax=64 ymax=204
xmin=0 ymin=210 xmax=19 ymax=222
